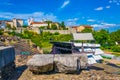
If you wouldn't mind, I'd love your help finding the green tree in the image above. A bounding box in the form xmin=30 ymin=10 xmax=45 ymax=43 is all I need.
xmin=6 ymin=24 xmax=11 ymax=29
xmin=45 ymin=21 xmax=52 ymax=29
xmin=51 ymin=24 xmax=57 ymax=30
xmin=22 ymin=25 xmax=28 ymax=28
xmin=110 ymin=29 xmax=120 ymax=42
xmin=22 ymin=30 xmax=34 ymax=39
xmin=93 ymin=29 xmax=110 ymax=46
xmin=39 ymin=26 xmax=46 ymax=30
xmin=12 ymin=26 xmax=16 ymax=30
xmin=81 ymin=28 xmax=93 ymax=33
xmin=0 ymin=29 xmax=3 ymax=35
xmin=60 ymin=21 xmax=66 ymax=29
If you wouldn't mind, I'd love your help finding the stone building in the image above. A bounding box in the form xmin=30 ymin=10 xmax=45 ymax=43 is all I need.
xmin=5 ymin=18 xmax=24 ymax=28
xmin=0 ymin=21 xmax=6 ymax=28
xmin=72 ymin=25 xmax=93 ymax=32
xmin=0 ymin=46 xmax=15 ymax=80
xmin=28 ymin=18 xmax=48 ymax=28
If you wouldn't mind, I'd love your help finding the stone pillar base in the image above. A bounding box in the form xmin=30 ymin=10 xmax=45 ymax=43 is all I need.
xmin=0 ymin=62 xmax=15 ymax=80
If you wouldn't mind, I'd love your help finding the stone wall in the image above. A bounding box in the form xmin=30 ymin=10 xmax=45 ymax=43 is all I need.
xmin=0 ymin=46 xmax=15 ymax=80
xmin=4 ymin=28 xmax=77 ymax=34
xmin=43 ymin=30 xmax=76 ymax=34
xmin=0 ymin=62 xmax=15 ymax=80
xmin=0 ymin=46 xmax=15 ymax=69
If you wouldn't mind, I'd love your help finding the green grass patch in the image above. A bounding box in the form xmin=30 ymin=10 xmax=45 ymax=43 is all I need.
xmin=102 ymin=56 xmax=112 ymax=59
xmin=112 ymin=52 xmax=120 ymax=57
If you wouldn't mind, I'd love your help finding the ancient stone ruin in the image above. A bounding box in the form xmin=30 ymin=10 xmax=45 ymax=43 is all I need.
xmin=27 ymin=54 xmax=88 ymax=74
xmin=0 ymin=46 xmax=15 ymax=80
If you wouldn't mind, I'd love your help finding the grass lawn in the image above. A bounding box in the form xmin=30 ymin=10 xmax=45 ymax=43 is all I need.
xmin=103 ymin=49 xmax=120 ymax=57
xmin=112 ymin=52 xmax=120 ymax=57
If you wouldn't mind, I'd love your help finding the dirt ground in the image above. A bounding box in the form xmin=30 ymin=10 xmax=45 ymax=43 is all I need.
xmin=9 ymin=55 xmax=120 ymax=80
xmin=18 ymin=69 xmax=120 ymax=80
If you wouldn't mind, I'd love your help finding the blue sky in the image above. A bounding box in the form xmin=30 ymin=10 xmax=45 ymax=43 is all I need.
xmin=0 ymin=0 xmax=120 ymax=32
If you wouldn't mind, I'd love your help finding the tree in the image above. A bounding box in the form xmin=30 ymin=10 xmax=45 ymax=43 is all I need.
xmin=0 ymin=29 xmax=3 ymax=35
xmin=12 ymin=26 xmax=16 ymax=30
xmin=22 ymin=30 xmax=34 ymax=39
xmin=81 ymin=28 xmax=92 ymax=33
xmin=45 ymin=20 xmax=52 ymax=29
xmin=93 ymin=29 xmax=110 ymax=47
xmin=6 ymin=24 xmax=11 ymax=29
xmin=22 ymin=25 xmax=28 ymax=28
xmin=60 ymin=21 xmax=66 ymax=29
xmin=110 ymin=29 xmax=120 ymax=42
xmin=39 ymin=26 xmax=47 ymax=34
xmin=39 ymin=26 xmax=46 ymax=30
xmin=51 ymin=24 xmax=57 ymax=30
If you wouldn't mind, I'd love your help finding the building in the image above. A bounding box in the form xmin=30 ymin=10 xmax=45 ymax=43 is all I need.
xmin=0 ymin=21 xmax=6 ymax=28
xmin=13 ymin=18 xmax=23 ymax=28
xmin=71 ymin=26 xmax=78 ymax=30
xmin=5 ymin=18 xmax=24 ymax=28
xmin=72 ymin=25 xmax=93 ymax=32
xmin=28 ymin=18 xmax=48 ymax=28
xmin=6 ymin=20 xmax=13 ymax=28
xmin=30 ymin=22 xmax=48 ymax=28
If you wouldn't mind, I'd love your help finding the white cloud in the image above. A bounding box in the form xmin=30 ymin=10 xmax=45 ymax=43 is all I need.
xmin=94 ymin=7 xmax=103 ymax=11
xmin=67 ymin=18 xmax=79 ymax=22
xmin=60 ymin=0 xmax=70 ymax=8
xmin=91 ymin=23 xmax=120 ymax=28
xmin=106 ymin=6 xmax=111 ymax=8
xmin=108 ymin=0 xmax=120 ymax=6
xmin=65 ymin=18 xmax=79 ymax=26
xmin=0 ymin=12 xmax=57 ymax=21
xmin=87 ymin=19 xmax=96 ymax=22
xmin=94 ymin=6 xmax=111 ymax=11
xmin=109 ymin=0 xmax=113 ymax=3
xmin=91 ymin=24 xmax=103 ymax=28
xmin=101 ymin=23 xmax=116 ymax=26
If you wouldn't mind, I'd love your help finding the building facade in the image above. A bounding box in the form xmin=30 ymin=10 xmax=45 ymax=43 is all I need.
xmin=0 ymin=21 xmax=6 ymax=28
xmin=6 ymin=18 xmax=24 ymax=28
xmin=30 ymin=22 xmax=48 ymax=28
xmin=71 ymin=25 xmax=93 ymax=32
xmin=28 ymin=18 xmax=48 ymax=28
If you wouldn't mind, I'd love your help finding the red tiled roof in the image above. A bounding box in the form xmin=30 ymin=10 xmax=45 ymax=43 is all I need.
xmin=72 ymin=26 xmax=79 ymax=28
xmin=31 ymin=22 xmax=46 ymax=25
xmin=82 ymin=25 xmax=93 ymax=28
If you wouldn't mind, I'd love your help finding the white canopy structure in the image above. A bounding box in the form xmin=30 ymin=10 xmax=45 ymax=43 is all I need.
xmin=73 ymin=33 xmax=94 ymax=41
xmin=72 ymin=33 xmax=95 ymax=53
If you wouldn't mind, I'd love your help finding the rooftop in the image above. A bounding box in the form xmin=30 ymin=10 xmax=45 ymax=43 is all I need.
xmin=31 ymin=22 xmax=47 ymax=25
xmin=73 ymin=33 xmax=94 ymax=40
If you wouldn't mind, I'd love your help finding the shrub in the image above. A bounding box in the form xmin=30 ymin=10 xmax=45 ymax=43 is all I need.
xmin=54 ymin=32 xmax=59 ymax=35
xmin=111 ymin=46 xmax=120 ymax=52
xmin=0 ymin=29 xmax=3 ymax=35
